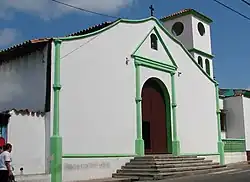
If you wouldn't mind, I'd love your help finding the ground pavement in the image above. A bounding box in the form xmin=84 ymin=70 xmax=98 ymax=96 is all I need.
xmin=154 ymin=164 xmax=250 ymax=182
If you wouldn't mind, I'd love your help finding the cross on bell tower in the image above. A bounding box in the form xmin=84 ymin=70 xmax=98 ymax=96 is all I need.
xmin=149 ymin=5 xmax=154 ymax=16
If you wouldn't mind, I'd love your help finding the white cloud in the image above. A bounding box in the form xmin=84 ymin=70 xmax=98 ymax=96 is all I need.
xmin=0 ymin=0 xmax=135 ymax=20
xmin=0 ymin=28 xmax=18 ymax=47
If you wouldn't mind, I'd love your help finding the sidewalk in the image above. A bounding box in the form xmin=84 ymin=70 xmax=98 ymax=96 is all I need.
xmin=14 ymin=161 xmax=250 ymax=182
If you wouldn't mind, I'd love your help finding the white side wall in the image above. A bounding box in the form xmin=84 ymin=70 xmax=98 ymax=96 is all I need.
xmin=0 ymin=45 xmax=48 ymax=112
xmin=7 ymin=110 xmax=48 ymax=175
xmin=224 ymin=96 xmax=245 ymax=139
xmin=219 ymin=98 xmax=223 ymax=110
xmin=219 ymin=98 xmax=226 ymax=139
xmin=243 ymin=97 xmax=250 ymax=150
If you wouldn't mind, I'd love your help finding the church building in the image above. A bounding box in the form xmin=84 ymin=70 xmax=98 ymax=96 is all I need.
xmin=0 ymin=8 xmax=249 ymax=181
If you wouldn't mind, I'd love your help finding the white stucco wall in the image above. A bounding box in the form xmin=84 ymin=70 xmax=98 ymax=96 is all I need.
xmin=219 ymin=98 xmax=223 ymax=110
xmin=0 ymin=45 xmax=48 ymax=112
xmin=243 ymin=96 xmax=250 ymax=150
xmin=57 ymin=28 xmax=137 ymax=155
xmin=224 ymin=96 xmax=245 ymax=139
xmin=49 ymin=18 xmax=219 ymax=180
xmin=191 ymin=16 xmax=212 ymax=54
xmin=162 ymin=15 xmax=212 ymax=56
xmin=157 ymin=25 xmax=218 ymax=154
xmin=162 ymin=14 xmax=194 ymax=50
xmin=7 ymin=110 xmax=49 ymax=175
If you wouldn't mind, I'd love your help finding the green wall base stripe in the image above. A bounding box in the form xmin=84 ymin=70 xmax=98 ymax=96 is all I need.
xmin=50 ymin=136 xmax=62 ymax=182
xmin=180 ymin=153 xmax=219 ymax=156
xmin=222 ymin=139 xmax=245 ymax=141
xmin=135 ymin=139 xmax=145 ymax=156
xmin=63 ymin=154 xmax=136 ymax=158
xmin=172 ymin=140 xmax=180 ymax=156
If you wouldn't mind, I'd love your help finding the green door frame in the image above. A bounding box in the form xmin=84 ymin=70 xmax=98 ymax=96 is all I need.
xmin=133 ymin=55 xmax=180 ymax=156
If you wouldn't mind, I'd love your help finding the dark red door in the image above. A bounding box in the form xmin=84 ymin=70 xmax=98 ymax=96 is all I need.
xmin=142 ymin=79 xmax=167 ymax=154
xmin=247 ymin=151 xmax=250 ymax=161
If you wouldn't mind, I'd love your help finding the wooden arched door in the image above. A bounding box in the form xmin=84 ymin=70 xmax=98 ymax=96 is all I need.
xmin=142 ymin=78 xmax=167 ymax=154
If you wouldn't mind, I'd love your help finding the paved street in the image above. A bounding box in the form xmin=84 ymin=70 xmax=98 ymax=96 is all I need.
xmin=157 ymin=166 xmax=250 ymax=182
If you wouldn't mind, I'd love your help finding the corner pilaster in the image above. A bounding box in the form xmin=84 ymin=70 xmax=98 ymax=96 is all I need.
xmin=135 ymin=62 xmax=144 ymax=156
xmin=171 ymin=72 xmax=180 ymax=156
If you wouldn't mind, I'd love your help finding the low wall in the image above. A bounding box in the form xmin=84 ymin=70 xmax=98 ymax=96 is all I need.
xmin=8 ymin=110 xmax=49 ymax=175
xmin=16 ymin=157 xmax=132 ymax=182
xmin=224 ymin=152 xmax=247 ymax=164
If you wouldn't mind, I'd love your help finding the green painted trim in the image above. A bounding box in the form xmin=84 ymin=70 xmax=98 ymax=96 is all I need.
xmin=50 ymin=39 xmax=63 ymax=182
xmin=180 ymin=153 xmax=219 ymax=156
xmin=160 ymin=9 xmax=213 ymax=24
xmin=62 ymin=154 xmax=136 ymax=158
xmin=222 ymin=139 xmax=245 ymax=141
xmin=223 ymin=139 xmax=246 ymax=153
xmin=205 ymin=59 xmax=211 ymax=76
xmin=188 ymin=48 xmax=214 ymax=59
xmin=56 ymin=16 xmax=215 ymax=84
xmin=132 ymin=26 xmax=178 ymax=68
xmin=134 ymin=56 xmax=175 ymax=155
xmin=133 ymin=55 xmax=176 ymax=73
xmin=135 ymin=64 xmax=144 ymax=156
xmin=215 ymin=84 xmax=225 ymax=165
xmin=132 ymin=27 xmax=154 ymax=55
xmin=171 ymin=73 xmax=180 ymax=156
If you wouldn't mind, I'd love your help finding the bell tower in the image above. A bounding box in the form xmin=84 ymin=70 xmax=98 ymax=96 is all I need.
xmin=160 ymin=9 xmax=214 ymax=78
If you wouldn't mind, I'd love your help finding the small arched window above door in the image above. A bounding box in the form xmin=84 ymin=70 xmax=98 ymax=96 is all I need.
xmin=150 ymin=33 xmax=158 ymax=50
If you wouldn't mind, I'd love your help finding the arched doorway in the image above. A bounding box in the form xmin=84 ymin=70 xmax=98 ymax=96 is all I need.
xmin=141 ymin=77 xmax=172 ymax=154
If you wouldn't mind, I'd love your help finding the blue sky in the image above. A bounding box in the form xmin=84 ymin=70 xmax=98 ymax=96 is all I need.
xmin=1 ymin=0 xmax=250 ymax=88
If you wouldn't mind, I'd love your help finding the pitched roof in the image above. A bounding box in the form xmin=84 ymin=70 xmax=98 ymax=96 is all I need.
xmin=0 ymin=21 xmax=115 ymax=58
xmin=1 ymin=109 xmax=45 ymax=116
xmin=66 ymin=21 xmax=114 ymax=37
xmin=0 ymin=38 xmax=51 ymax=61
xmin=160 ymin=8 xmax=213 ymax=23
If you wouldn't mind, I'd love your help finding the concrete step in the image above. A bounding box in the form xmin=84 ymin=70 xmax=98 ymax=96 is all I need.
xmin=130 ymin=157 xmax=206 ymax=163
xmin=113 ymin=165 xmax=227 ymax=180
xmin=117 ymin=164 xmax=224 ymax=173
xmin=128 ymin=159 xmax=214 ymax=166
xmin=123 ymin=162 xmax=219 ymax=169
xmin=134 ymin=155 xmax=198 ymax=160
xmin=73 ymin=177 xmax=137 ymax=182
xmin=131 ymin=157 xmax=202 ymax=162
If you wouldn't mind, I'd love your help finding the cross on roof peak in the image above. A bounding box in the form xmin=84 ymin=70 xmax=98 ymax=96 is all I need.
xmin=149 ymin=5 xmax=154 ymax=16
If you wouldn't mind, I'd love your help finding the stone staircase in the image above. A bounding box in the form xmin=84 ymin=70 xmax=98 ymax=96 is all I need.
xmin=112 ymin=155 xmax=227 ymax=181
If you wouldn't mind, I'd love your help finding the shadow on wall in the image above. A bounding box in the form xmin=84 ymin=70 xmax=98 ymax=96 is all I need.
xmin=0 ymin=68 xmax=46 ymax=112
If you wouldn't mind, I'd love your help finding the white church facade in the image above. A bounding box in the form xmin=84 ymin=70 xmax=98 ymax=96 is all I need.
xmin=0 ymin=9 xmax=249 ymax=181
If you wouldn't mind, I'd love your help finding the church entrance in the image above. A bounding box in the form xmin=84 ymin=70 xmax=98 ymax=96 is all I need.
xmin=141 ymin=78 xmax=171 ymax=154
